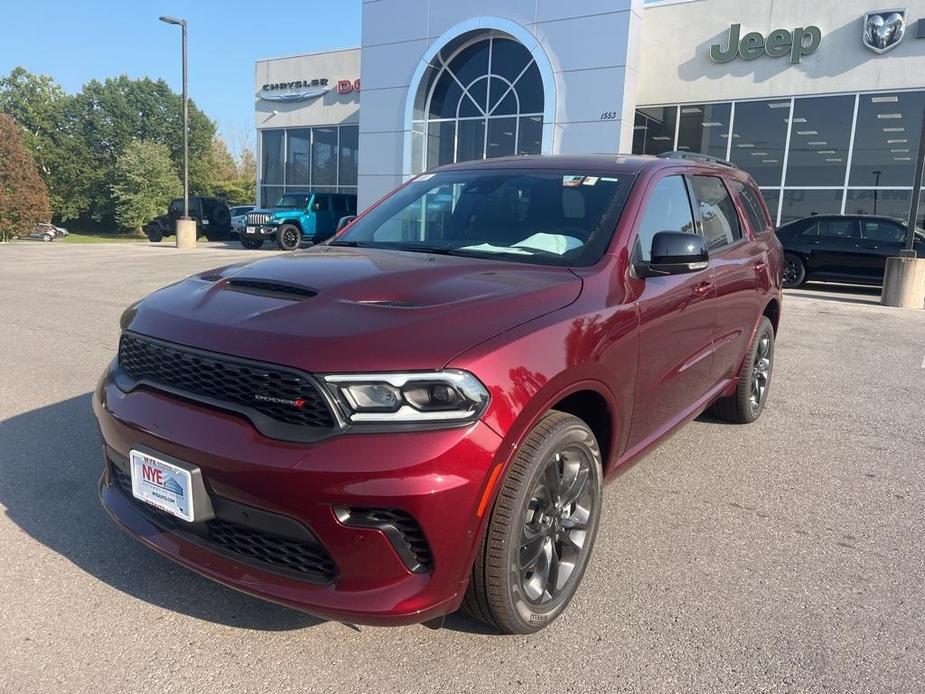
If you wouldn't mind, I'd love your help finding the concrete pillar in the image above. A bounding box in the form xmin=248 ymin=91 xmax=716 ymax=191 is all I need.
xmin=881 ymin=257 xmax=925 ymax=309
xmin=174 ymin=219 xmax=197 ymax=249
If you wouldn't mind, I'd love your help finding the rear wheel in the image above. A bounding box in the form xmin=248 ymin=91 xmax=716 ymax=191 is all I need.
xmin=240 ymin=237 xmax=264 ymax=250
xmin=711 ymin=317 xmax=774 ymax=424
xmin=276 ymin=224 xmax=302 ymax=251
xmin=462 ymin=411 xmax=603 ymax=634
xmin=782 ymin=253 xmax=806 ymax=288
xmin=145 ymin=225 xmax=164 ymax=243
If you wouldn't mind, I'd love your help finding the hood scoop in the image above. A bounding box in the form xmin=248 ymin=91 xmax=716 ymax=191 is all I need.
xmin=225 ymin=278 xmax=318 ymax=301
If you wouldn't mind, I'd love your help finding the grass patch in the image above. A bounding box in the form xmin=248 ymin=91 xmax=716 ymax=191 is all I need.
xmin=60 ymin=231 xmax=146 ymax=244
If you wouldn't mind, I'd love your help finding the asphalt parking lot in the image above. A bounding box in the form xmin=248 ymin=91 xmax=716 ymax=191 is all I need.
xmin=1 ymin=241 xmax=923 ymax=693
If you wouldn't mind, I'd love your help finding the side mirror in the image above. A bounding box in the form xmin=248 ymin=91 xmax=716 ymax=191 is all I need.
xmin=635 ymin=231 xmax=709 ymax=278
xmin=335 ymin=215 xmax=357 ymax=233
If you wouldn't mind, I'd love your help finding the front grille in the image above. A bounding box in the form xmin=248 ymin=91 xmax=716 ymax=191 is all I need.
xmin=110 ymin=464 xmax=337 ymax=583
xmin=118 ymin=333 xmax=336 ymax=432
xmin=246 ymin=212 xmax=272 ymax=225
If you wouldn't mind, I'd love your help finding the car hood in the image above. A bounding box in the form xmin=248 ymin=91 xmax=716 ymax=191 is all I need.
xmin=250 ymin=207 xmax=302 ymax=217
xmin=126 ymin=246 xmax=582 ymax=372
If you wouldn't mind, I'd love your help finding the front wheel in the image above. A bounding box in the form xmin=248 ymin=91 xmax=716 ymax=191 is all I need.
xmin=462 ymin=411 xmax=603 ymax=634
xmin=276 ymin=224 xmax=302 ymax=251
xmin=240 ymin=237 xmax=264 ymax=250
xmin=711 ymin=316 xmax=774 ymax=424
xmin=782 ymin=253 xmax=806 ymax=288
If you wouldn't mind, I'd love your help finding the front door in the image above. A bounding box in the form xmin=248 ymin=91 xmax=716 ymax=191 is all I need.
xmin=628 ymin=174 xmax=717 ymax=449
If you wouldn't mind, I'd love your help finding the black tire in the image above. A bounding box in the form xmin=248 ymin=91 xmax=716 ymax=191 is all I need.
xmin=462 ymin=411 xmax=603 ymax=634
xmin=782 ymin=253 xmax=806 ymax=288
xmin=211 ymin=205 xmax=231 ymax=228
xmin=240 ymin=236 xmax=264 ymax=250
xmin=276 ymin=224 xmax=302 ymax=251
xmin=204 ymin=228 xmax=223 ymax=242
xmin=711 ymin=317 xmax=775 ymax=424
xmin=145 ymin=225 xmax=164 ymax=243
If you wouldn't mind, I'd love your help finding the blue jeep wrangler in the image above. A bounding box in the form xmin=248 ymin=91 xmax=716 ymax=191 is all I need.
xmin=241 ymin=192 xmax=358 ymax=250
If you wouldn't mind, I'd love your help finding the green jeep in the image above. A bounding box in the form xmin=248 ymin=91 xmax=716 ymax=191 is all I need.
xmin=241 ymin=192 xmax=358 ymax=250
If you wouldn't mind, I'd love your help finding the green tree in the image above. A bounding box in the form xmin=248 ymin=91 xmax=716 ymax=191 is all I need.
xmin=0 ymin=113 xmax=51 ymax=241
xmin=111 ymin=140 xmax=181 ymax=232
xmin=66 ymin=75 xmax=216 ymax=224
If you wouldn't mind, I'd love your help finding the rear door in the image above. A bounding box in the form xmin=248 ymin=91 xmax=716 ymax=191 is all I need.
xmin=857 ymin=218 xmax=908 ymax=281
xmin=800 ymin=217 xmax=861 ymax=278
xmin=627 ymin=173 xmax=717 ymax=449
xmin=689 ymin=174 xmax=764 ymax=384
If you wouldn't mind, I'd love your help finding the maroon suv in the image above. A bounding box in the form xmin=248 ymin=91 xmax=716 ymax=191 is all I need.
xmin=94 ymin=153 xmax=782 ymax=634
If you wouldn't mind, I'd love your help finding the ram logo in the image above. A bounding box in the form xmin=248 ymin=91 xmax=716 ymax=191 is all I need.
xmin=863 ymin=10 xmax=907 ymax=53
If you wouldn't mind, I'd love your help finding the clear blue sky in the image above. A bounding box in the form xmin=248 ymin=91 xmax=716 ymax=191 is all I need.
xmin=0 ymin=0 xmax=361 ymax=152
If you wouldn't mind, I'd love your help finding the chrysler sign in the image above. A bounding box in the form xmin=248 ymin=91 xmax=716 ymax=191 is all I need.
xmin=259 ymin=78 xmax=360 ymax=102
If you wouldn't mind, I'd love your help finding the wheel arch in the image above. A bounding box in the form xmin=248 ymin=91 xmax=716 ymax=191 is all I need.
xmin=762 ymin=298 xmax=781 ymax=334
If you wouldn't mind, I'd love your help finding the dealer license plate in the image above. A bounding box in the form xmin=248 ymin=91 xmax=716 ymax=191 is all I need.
xmin=246 ymin=226 xmax=257 ymax=234
xmin=130 ymin=449 xmax=195 ymax=522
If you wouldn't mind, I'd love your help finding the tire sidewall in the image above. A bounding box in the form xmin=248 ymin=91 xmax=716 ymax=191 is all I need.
xmin=743 ymin=318 xmax=775 ymax=421
xmin=498 ymin=418 xmax=603 ymax=632
xmin=782 ymin=253 xmax=805 ymax=288
xmin=277 ymin=224 xmax=301 ymax=251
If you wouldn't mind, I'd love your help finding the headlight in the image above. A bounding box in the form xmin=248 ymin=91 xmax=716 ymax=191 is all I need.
xmin=322 ymin=370 xmax=489 ymax=425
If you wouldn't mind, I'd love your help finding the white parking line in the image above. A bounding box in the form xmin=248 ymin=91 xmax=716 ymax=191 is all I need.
xmin=921 ymin=353 xmax=925 ymax=368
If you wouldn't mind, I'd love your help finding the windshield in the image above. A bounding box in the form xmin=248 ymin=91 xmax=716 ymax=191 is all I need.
xmin=333 ymin=170 xmax=635 ymax=266
xmin=274 ymin=194 xmax=310 ymax=208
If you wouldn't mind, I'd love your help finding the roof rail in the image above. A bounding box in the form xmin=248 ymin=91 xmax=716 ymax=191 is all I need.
xmin=657 ymin=151 xmax=737 ymax=169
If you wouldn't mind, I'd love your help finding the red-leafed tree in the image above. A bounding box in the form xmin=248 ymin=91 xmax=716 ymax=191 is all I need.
xmin=0 ymin=113 xmax=51 ymax=241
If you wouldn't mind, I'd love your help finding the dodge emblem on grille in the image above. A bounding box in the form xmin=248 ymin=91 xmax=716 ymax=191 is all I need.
xmin=254 ymin=394 xmax=306 ymax=408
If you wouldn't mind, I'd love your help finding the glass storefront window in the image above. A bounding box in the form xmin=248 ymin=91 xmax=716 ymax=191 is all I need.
xmin=412 ymin=34 xmax=545 ymax=173
xmin=338 ymin=125 xmax=359 ymax=187
xmin=844 ymin=189 xmax=912 ymax=222
xmin=633 ymin=107 xmax=676 ymax=156
xmin=311 ymin=127 xmax=338 ymax=187
xmin=518 ymin=116 xmax=543 ymax=156
xmin=286 ymin=129 xmax=310 ymax=185
xmin=261 ymin=131 xmax=284 ymax=185
xmin=259 ymin=125 xmax=359 ymax=203
xmin=779 ymin=189 xmax=844 ymax=225
xmin=676 ymin=103 xmax=730 ymax=160
xmin=849 ymin=92 xmax=925 ymax=187
xmin=729 ymin=100 xmax=789 ymax=187
xmin=785 ymin=95 xmax=855 ymax=187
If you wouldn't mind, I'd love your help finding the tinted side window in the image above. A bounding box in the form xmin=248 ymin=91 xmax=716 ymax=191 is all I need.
xmin=734 ymin=181 xmax=770 ymax=233
xmin=332 ymin=196 xmax=348 ymax=213
xmin=313 ymin=195 xmax=329 ymax=211
xmin=634 ymin=176 xmax=696 ymax=262
xmin=861 ymin=220 xmax=906 ymax=243
xmin=691 ymin=175 xmax=742 ymax=251
xmin=803 ymin=218 xmax=857 ymax=239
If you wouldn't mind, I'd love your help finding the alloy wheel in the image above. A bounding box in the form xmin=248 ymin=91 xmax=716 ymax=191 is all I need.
xmin=750 ymin=333 xmax=771 ymax=411
xmin=282 ymin=228 xmax=300 ymax=249
xmin=519 ymin=446 xmax=594 ymax=604
xmin=782 ymin=257 xmax=802 ymax=287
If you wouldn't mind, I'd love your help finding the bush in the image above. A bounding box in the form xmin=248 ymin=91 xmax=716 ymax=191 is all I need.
xmin=111 ymin=140 xmax=181 ymax=232
xmin=0 ymin=113 xmax=51 ymax=241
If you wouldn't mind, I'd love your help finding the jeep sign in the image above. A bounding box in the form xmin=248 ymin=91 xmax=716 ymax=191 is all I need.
xmin=710 ymin=24 xmax=822 ymax=64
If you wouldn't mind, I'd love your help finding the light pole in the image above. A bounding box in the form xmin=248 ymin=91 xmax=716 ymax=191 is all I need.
xmin=872 ymin=170 xmax=882 ymax=215
xmin=159 ymin=15 xmax=189 ymax=220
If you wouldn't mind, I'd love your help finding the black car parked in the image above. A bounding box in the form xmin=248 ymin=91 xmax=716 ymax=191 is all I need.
xmin=143 ymin=197 xmax=233 ymax=243
xmin=777 ymin=214 xmax=925 ymax=288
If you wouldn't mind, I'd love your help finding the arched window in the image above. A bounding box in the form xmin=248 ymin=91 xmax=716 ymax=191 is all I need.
xmin=411 ymin=34 xmax=544 ymax=173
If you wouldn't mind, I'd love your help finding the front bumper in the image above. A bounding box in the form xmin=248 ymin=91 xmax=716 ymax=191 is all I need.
xmin=241 ymin=224 xmax=280 ymax=240
xmin=93 ymin=367 xmax=503 ymax=626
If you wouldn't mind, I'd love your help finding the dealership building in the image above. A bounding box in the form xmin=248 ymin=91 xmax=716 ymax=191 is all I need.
xmin=254 ymin=0 xmax=925 ymax=226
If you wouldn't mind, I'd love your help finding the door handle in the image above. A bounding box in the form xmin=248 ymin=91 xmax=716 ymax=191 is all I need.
xmin=693 ymin=281 xmax=713 ymax=296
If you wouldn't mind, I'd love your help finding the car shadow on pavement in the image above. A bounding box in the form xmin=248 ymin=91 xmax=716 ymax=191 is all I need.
xmin=0 ymin=393 xmax=323 ymax=631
